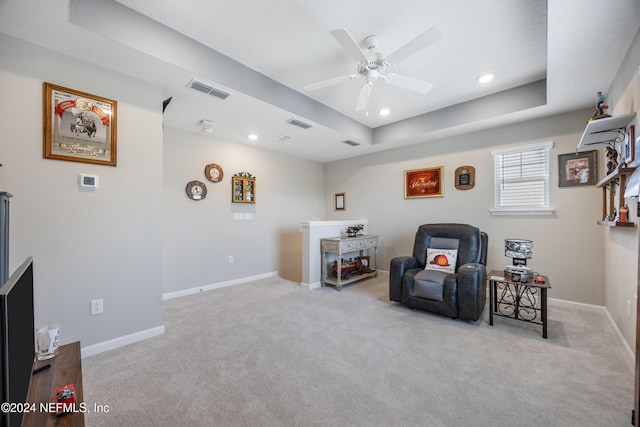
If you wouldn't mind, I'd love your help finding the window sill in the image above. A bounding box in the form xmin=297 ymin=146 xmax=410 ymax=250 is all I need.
xmin=489 ymin=209 xmax=555 ymax=216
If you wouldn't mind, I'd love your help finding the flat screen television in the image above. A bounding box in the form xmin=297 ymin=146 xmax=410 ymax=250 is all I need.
xmin=0 ymin=257 xmax=35 ymax=427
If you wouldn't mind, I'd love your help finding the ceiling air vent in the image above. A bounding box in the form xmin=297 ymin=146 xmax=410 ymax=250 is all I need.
xmin=188 ymin=79 xmax=230 ymax=100
xmin=343 ymin=140 xmax=360 ymax=147
xmin=273 ymin=135 xmax=292 ymax=142
xmin=286 ymin=118 xmax=313 ymax=130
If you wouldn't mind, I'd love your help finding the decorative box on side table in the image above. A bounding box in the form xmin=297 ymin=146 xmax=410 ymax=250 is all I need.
xmin=320 ymin=235 xmax=378 ymax=291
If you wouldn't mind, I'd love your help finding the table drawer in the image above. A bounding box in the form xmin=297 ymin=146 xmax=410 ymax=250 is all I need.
xmin=339 ymin=240 xmax=356 ymax=251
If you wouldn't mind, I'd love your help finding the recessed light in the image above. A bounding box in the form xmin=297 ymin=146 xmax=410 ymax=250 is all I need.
xmin=477 ymin=73 xmax=494 ymax=84
xmin=378 ymin=108 xmax=390 ymax=116
xmin=248 ymin=134 xmax=258 ymax=141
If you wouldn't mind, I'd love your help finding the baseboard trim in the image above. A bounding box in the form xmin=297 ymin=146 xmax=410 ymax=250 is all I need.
xmin=549 ymin=297 xmax=634 ymax=371
xmin=602 ymin=307 xmax=635 ymax=372
xmin=548 ymin=297 xmax=605 ymax=311
xmin=301 ymin=281 xmax=322 ymax=290
xmin=81 ymin=325 xmax=165 ymax=358
xmin=162 ymin=271 xmax=279 ymax=300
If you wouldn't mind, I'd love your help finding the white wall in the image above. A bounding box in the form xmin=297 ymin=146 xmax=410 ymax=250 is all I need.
xmin=604 ymin=28 xmax=640 ymax=349
xmin=325 ymin=109 xmax=605 ymax=305
xmin=0 ymin=34 xmax=164 ymax=347
xmin=161 ymin=127 xmax=325 ymax=294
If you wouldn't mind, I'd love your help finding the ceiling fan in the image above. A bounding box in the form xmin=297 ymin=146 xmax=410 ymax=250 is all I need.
xmin=304 ymin=26 xmax=444 ymax=112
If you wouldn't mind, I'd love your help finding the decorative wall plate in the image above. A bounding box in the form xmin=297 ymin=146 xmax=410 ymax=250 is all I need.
xmin=205 ymin=164 xmax=224 ymax=182
xmin=454 ymin=166 xmax=475 ymax=190
xmin=186 ymin=180 xmax=207 ymax=200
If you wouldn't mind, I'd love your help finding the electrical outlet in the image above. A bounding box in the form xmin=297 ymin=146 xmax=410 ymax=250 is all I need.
xmin=91 ymin=299 xmax=104 ymax=316
xmin=228 ymin=255 xmax=234 ymax=264
xmin=627 ymin=300 xmax=632 ymax=318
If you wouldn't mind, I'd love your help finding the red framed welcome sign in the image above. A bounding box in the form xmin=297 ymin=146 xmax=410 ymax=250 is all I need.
xmin=404 ymin=166 xmax=443 ymax=199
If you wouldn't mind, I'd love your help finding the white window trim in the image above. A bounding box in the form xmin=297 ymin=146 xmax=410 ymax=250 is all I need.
xmin=489 ymin=208 xmax=555 ymax=216
xmin=490 ymin=141 xmax=555 ymax=216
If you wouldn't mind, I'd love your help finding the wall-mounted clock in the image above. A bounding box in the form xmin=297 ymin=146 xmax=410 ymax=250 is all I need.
xmin=205 ymin=163 xmax=224 ymax=182
xmin=186 ymin=180 xmax=207 ymax=200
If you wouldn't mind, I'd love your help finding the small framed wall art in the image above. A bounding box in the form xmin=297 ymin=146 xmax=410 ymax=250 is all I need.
xmin=334 ymin=193 xmax=345 ymax=210
xmin=404 ymin=166 xmax=443 ymax=198
xmin=43 ymin=82 xmax=117 ymax=166
xmin=558 ymin=150 xmax=598 ymax=187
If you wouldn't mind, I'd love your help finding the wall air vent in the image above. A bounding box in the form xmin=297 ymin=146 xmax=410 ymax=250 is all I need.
xmin=188 ymin=79 xmax=230 ymax=100
xmin=343 ymin=140 xmax=360 ymax=147
xmin=286 ymin=118 xmax=313 ymax=129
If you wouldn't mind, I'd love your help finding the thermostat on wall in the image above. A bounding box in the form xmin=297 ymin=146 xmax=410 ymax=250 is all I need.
xmin=79 ymin=173 xmax=99 ymax=189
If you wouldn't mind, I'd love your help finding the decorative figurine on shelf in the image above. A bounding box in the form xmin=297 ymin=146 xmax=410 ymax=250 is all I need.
xmin=332 ymin=256 xmax=373 ymax=279
xmin=345 ymin=224 xmax=364 ymax=237
xmin=605 ymin=145 xmax=619 ymax=174
xmin=589 ymin=91 xmax=611 ymax=122
xmin=620 ymin=204 xmax=629 ymax=222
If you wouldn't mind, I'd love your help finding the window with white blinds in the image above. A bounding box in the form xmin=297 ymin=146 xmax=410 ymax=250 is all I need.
xmin=491 ymin=141 xmax=553 ymax=212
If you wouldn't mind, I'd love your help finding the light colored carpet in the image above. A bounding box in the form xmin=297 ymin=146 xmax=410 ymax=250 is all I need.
xmin=82 ymin=275 xmax=634 ymax=426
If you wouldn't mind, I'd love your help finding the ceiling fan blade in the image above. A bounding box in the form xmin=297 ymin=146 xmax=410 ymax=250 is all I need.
xmin=330 ymin=29 xmax=369 ymax=64
xmin=304 ymin=74 xmax=358 ymax=91
xmin=386 ymin=26 xmax=444 ymax=65
xmin=355 ymin=83 xmax=373 ymax=111
xmin=384 ymin=73 xmax=434 ymax=94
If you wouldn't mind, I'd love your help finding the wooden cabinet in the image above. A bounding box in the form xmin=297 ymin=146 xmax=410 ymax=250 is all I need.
xmin=320 ymin=235 xmax=378 ymax=291
xmin=232 ymin=175 xmax=256 ymax=203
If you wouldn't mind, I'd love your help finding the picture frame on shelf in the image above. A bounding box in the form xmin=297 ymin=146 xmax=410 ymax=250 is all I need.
xmin=334 ymin=193 xmax=345 ymax=211
xmin=43 ymin=82 xmax=117 ymax=166
xmin=558 ymin=150 xmax=598 ymax=187
xmin=404 ymin=166 xmax=443 ymax=198
xmin=623 ymin=125 xmax=635 ymax=165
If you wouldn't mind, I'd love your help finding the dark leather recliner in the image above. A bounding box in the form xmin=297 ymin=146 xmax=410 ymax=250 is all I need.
xmin=389 ymin=223 xmax=488 ymax=321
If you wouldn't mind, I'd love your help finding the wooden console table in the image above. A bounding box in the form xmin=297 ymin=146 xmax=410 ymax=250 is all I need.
xmin=487 ymin=270 xmax=551 ymax=338
xmin=23 ymin=341 xmax=85 ymax=426
xmin=320 ymin=235 xmax=378 ymax=291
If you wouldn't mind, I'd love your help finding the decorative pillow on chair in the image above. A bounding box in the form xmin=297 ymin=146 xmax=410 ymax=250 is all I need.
xmin=425 ymin=248 xmax=458 ymax=274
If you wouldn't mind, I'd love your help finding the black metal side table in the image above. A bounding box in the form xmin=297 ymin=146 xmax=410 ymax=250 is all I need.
xmin=487 ymin=270 xmax=551 ymax=338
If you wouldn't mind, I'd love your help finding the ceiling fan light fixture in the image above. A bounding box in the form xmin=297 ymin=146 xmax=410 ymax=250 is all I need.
xmin=477 ymin=73 xmax=494 ymax=84
xmin=309 ymin=27 xmax=443 ymax=112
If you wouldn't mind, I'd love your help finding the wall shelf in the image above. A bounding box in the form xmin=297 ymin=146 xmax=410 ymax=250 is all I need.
xmin=596 ymin=167 xmax=636 ymax=227
xmin=576 ymin=113 xmax=636 ymax=152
